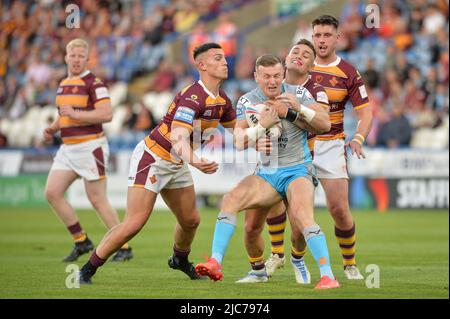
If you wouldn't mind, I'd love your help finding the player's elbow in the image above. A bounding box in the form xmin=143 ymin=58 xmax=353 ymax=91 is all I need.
xmin=102 ymin=109 xmax=113 ymax=123
xmin=311 ymin=118 xmax=331 ymax=134
xmin=319 ymin=119 xmax=331 ymax=134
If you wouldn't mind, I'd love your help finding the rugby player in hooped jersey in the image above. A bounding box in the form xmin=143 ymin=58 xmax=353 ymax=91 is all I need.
xmin=44 ymin=38 xmax=133 ymax=263
xmin=78 ymin=43 xmax=237 ymax=283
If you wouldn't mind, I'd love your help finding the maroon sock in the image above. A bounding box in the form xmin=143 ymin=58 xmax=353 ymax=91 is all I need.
xmin=67 ymin=222 xmax=83 ymax=235
xmin=89 ymin=250 xmax=107 ymax=268
xmin=173 ymin=245 xmax=190 ymax=262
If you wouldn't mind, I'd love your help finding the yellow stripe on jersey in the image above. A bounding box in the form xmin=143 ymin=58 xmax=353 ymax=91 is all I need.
xmin=94 ymin=99 xmax=110 ymax=108
xmin=205 ymin=95 xmax=227 ymax=107
xmin=60 ymin=116 xmax=90 ymax=128
xmin=55 ymin=95 xmax=89 ymax=107
xmin=60 ymin=78 xmax=85 ymax=86
xmin=323 ymin=87 xmax=348 ymax=103
xmin=172 ymin=120 xmax=194 ymax=131
xmin=312 ymin=66 xmax=348 ymax=79
xmin=62 ymin=133 xmax=104 ymax=144
xmin=201 ymin=119 xmax=220 ymax=131
xmin=329 ymin=112 xmax=344 ymax=123
xmin=354 ymin=101 xmax=370 ymax=110
xmin=316 ymin=133 xmax=346 ymax=141
xmin=144 ymin=136 xmax=178 ymax=163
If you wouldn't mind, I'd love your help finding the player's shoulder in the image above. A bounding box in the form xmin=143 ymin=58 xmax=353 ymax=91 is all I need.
xmin=337 ymin=57 xmax=362 ymax=79
xmin=175 ymin=82 xmax=206 ymax=110
xmin=81 ymin=71 xmax=106 ymax=88
xmin=239 ymin=88 xmax=259 ymax=101
xmin=181 ymin=81 xmax=211 ymax=99
xmin=219 ymin=87 xmax=232 ymax=104
xmin=303 ymin=77 xmax=329 ymax=104
xmin=237 ymin=88 xmax=258 ymax=108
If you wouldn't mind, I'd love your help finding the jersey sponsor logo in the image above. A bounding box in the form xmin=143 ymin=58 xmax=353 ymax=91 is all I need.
xmin=186 ymin=94 xmax=199 ymax=105
xmin=95 ymin=87 xmax=109 ymax=99
xmin=174 ymin=106 xmax=196 ymax=124
xmin=204 ymin=109 xmax=212 ymax=117
xmin=329 ymin=76 xmax=339 ymax=87
xmin=296 ymin=86 xmax=305 ymax=97
xmin=238 ymin=96 xmax=251 ymax=107
xmin=317 ymin=91 xmax=329 ymax=104
xmin=359 ymin=85 xmax=368 ymax=99
xmin=278 ymin=136 xmax=288 ymax=149
xmin=72 ymin=86 xmax=79 ymax=94
xmin=149 ymin=175 xmax=157 ymax=184
xmin=315 ymin=75 xmax=323 ymax=84
xmin=330 ymin=103 xmax=340 ymax=111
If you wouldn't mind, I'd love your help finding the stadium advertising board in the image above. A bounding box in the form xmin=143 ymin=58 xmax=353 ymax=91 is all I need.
xmin=0 ymin=149 xmax=448 ymax=210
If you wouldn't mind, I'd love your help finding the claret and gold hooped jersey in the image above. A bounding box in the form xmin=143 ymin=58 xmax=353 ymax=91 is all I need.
xmin=144 ymin=80 xmax=236 ymax=163
xmin=56 ymin=70 xmax=110 ymax=144
xmin=311 ymin=56 xmax=369 ymax=141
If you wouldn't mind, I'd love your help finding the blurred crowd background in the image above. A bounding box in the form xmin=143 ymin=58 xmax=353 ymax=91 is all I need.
xmin=0 ymin=0 xmax=448 ymax=151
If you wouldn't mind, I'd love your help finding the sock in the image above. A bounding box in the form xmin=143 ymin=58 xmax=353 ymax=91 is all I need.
xmin=291 ymin=246 xmax=307 ymax=260
xmin=335 ymin=223 xmax=356 ymax=267
xmin=173 ymin=245 xmax=190 ymax=262
xmin=81 ymin=250 xmax=106 ymax=277
xmin=121 ymin=243 xmax=129 ymax=250
xmin=211 ymin=212 xmax=237 ymax=264
xmin=266 ymin=212 xmax=286 ymax=258
xmin=67 ymin=222 xmax=87 ymax=242
xmin=303 ymin=224 xmax=334 ymax=279
xmin=248 ymin=255 xmax=265 ymax=271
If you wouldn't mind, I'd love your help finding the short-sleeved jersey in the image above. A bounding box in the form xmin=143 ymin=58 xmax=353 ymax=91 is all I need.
xmin=311 ymin=56 xmax=369 ymax=140
xmin=56 ymin=70 xmax=110 ymax=144
xmin=236 ymin=83 xmax=316 ymax=168
xmin=144 ymin=80 xmax=236 ymax=163
xmin=300 ymin=76 xmax=330 ymax=153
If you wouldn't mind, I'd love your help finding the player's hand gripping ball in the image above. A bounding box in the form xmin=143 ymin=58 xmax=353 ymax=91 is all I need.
xmin=245 ymin=103 xmax=282 ymax=139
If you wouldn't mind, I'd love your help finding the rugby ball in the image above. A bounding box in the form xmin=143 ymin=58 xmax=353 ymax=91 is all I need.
xmin=245 ymin=103 xmax=282 ymax=139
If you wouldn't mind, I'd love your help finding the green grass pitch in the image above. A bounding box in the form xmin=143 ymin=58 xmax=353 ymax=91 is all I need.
xmin=0 ymin=207 xmax=448 ymax=299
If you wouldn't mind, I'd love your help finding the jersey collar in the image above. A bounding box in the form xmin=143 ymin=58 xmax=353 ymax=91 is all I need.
xmin=68 ymin=69 xmax=90 ymax=78
xmin=282 ymin=74 xmax=311 ymax=87
xmin=314 ymin=56 xmax=341 ymax=67
xmin=198 ymin=80 xmax=218 ymax=99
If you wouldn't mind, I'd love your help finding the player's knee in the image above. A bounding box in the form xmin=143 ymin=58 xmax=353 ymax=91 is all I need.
xmin=180 ymin=214 xmax=200 ymax=230
xmin=222 ymin=190 xmax=244 ymax=211
xmin=44 ymin=187 xmax=62 ymax=204
xmin=244 ymin=222 xmax=263 ymax=240
xmin=87 ymin=193 xmax=106 ymax=210
xmin=122 ymin=219 xmax=145 ymax=238
xmin=328 ymin=202 xmax=350 ymax=219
